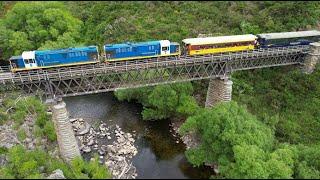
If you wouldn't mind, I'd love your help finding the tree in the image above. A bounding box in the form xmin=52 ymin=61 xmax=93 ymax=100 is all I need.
xmin=115 ymin=82 xmax=200 ymax=121
xmin=180 ymin=101 xmax=274 ymax=166
xmin=0 ymin=1 xmax=83 ymax=60
xmin=295 ymin=143 xmax=320 ymax=179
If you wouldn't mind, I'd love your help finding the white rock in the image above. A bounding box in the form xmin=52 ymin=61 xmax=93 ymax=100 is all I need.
xmin=82 ymin=146 xmax=91 ymax=153
xmin=47 ymin=169 xmax=65 ymax=179
xmin=69 ymin=118 xmax=77 ymax=123
xmin=87 ymin=139 xmax=94 ymax=146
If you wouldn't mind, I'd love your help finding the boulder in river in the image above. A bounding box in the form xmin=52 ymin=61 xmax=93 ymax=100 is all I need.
xmin=82 ymin=146 xmax=91 ymax=153
xmin=77 ymin=122 xmax=91 ymax=136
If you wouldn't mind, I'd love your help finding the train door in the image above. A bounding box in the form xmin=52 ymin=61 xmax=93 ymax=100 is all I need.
xmin=22 ymin=51 xmax=38 ymax=68
xmin=159 ymin=40 xmax=170 ymax=55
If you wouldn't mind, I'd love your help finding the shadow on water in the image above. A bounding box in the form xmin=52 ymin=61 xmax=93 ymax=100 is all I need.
xmin=63 ymin=92 xmax=213 ymax=179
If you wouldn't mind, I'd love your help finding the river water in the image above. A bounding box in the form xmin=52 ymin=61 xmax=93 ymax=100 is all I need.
xmin=63 ymin=92 xmax=212 ymax=179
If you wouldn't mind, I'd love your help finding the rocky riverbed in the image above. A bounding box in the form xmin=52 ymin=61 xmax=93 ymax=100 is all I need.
xmin=70 ymin=117 xmax=138 ymax=179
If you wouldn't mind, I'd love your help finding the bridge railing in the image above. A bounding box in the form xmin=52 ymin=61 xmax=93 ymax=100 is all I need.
xmin=0 ymin=66 xmax=10 ymax=73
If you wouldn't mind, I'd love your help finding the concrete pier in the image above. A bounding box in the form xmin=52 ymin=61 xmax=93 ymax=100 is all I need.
xmin=304 ymin=42 xmax=320 ymax=74
xmin=52 ymin=99 xmax=81 ymax=162
xmin=205 ymin=77 xmax=233 ymax=108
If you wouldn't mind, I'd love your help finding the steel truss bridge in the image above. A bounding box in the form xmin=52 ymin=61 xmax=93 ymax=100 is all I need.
xmin=0 ymin=45 xmax=310 ymax=99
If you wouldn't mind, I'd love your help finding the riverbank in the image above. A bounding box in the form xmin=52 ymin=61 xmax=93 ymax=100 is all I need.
xmin=170 ymin=116 xmax=219 ymax=175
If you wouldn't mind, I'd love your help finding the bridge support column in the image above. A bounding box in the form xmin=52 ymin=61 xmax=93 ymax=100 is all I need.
xmin=205 ymin=77 xmax=233 ymax=108
xmin=52 ymin=99 xmax=81 ymax=162
xmin=303 ymin=42 xmax=320 ymax=74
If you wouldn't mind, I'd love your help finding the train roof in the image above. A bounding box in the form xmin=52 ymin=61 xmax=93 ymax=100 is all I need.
xmin=104 ymin=40 xmax=161 ymax=49
xmin=9 ymin=55 xmax=23 ymax=60
xmin=35 ymin=46 xmax=98 ymax=55
xmin=257 ymin=30 xmax=320 ymax=40
xmin=182 ymin=34 xmax=257 ymax=46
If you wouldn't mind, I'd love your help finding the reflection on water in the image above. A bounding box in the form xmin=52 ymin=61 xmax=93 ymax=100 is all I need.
xmin=64 ymin=92 xmax=212 ymax=179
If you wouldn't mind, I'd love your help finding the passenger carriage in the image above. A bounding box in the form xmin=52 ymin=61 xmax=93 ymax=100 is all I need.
xmin=181 ymin=34 xmax=257 ymax=56
xmin=256 ymin=30 xmax=320 ymax=48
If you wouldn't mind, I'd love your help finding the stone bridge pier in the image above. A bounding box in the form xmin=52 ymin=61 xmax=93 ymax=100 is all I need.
xmin=303 ymin=42 xmax=320 ymax=74
xmin=51 ymin=98 xmax=81 ymax=162
xmin=205 ymin=76 xmax=233 ymax=108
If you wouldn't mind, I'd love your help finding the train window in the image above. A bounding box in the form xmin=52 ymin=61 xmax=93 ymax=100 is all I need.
xmin=162 ymin=47 xmax=168 ymax=51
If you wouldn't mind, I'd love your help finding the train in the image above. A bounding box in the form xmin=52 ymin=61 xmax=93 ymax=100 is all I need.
xmin=9 ymin=30 xmax=320 ymax=72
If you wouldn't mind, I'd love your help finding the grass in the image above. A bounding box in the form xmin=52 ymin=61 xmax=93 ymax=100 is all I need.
xmin=17 ymin=128 xmax=27 ymax=141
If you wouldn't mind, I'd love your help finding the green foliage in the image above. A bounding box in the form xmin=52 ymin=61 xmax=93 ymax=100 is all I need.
xmin=180 ymin=101 xmax=274 ymax=166
xmin=66 ymin=1 xmax=320 ymax=50
xmin=43 ymin=121 xmax=57 ymax=142
xmin=0 ymin=145 xmax=111 ymax=179
xmin=180 ymin=102 xmax=301 ymax=178
xmin=233 ymin=65 xmax=320 ymax=144
xmin=69 ymin=155 xmax=112 ymax=179
xmin=17 ymin=128 xmax=26 ymax=141
xmin=222 ymin=144 xmax=296 ymax=179
xmin=0 ymin=147 xmax=8 ymax=155
xmin=3 ymin=95 xmax=57 ymax=142
xmin=115 ymin=82 xmax=200 ymax=120
xmin=0 ymin=1 xmax=82 ymax=60
xmin=295 ymin=144 xmax=320 ymax=178
xmin=0 ymin=110 xmax=8 ymax=125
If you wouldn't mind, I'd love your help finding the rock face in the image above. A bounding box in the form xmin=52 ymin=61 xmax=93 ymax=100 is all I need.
xmin=70 ymin=118 xmax=138 ymax=179
xmin=47 ymin=169 xmax=65 ymax=179
xmin=0 ymin=122 xmax=21 ymax=149
xmin=0 ymin=154 xmax=8 ymax=166
xmin=171 ymin=120 xmax=200 ymax=150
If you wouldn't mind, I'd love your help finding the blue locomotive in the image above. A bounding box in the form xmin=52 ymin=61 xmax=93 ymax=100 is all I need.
xmin=104 ymin=40 xmax=180 ymax=61
xmin=9 ymin=46 xmax=99 ymax=72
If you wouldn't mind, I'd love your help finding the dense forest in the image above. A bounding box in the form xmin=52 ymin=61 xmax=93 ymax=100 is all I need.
xmin=0 ymin=1 xmax=320 ymax=179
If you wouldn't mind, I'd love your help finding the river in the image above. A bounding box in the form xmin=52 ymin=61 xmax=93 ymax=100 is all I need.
xmin=63 ymin=92 xmax=212 ymax=179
